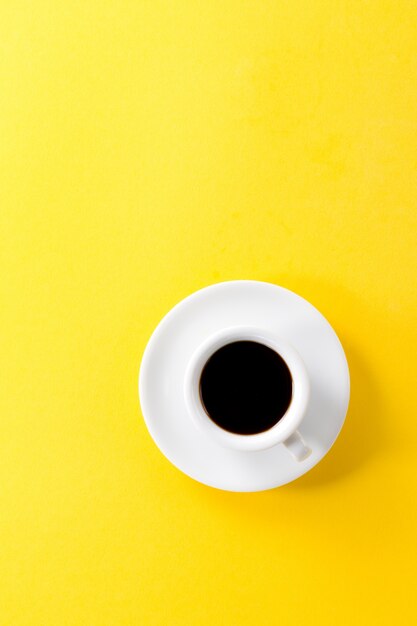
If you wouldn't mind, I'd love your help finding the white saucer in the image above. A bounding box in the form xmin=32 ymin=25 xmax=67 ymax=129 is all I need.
xmin=139 ymin=281 xmax=350 ymax=492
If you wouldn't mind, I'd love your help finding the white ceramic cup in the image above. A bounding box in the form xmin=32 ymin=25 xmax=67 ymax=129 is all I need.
xmin=184 ymin=326 xmax=312 ymax=461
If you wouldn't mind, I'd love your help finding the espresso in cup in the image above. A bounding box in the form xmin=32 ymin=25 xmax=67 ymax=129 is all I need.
xmin=199 ymin=341 xmax=293 ymax=435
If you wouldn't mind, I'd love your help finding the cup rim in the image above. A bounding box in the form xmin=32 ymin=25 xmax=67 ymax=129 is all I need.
xmin=183 ymin=326 xmax=310 ymax=451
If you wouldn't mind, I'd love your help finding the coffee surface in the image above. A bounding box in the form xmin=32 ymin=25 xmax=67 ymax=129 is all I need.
xmin=199 ymin=341 xmax=292 ymax=435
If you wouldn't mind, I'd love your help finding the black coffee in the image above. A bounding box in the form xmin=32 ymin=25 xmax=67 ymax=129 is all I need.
xmin=199 ymin=341 xmax=292 ymax=435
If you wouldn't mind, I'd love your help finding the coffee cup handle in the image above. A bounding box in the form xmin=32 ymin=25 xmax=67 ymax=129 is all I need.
xmin=283 ymin=430 xmax=312 ymax=462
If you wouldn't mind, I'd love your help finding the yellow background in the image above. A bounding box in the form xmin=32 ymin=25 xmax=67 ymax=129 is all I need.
xmin=1 ymin=1 xmax=416 ymax=624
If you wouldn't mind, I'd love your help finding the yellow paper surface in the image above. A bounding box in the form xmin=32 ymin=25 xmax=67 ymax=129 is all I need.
xmin=1 ymin=2 xmax=416 ymax=624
